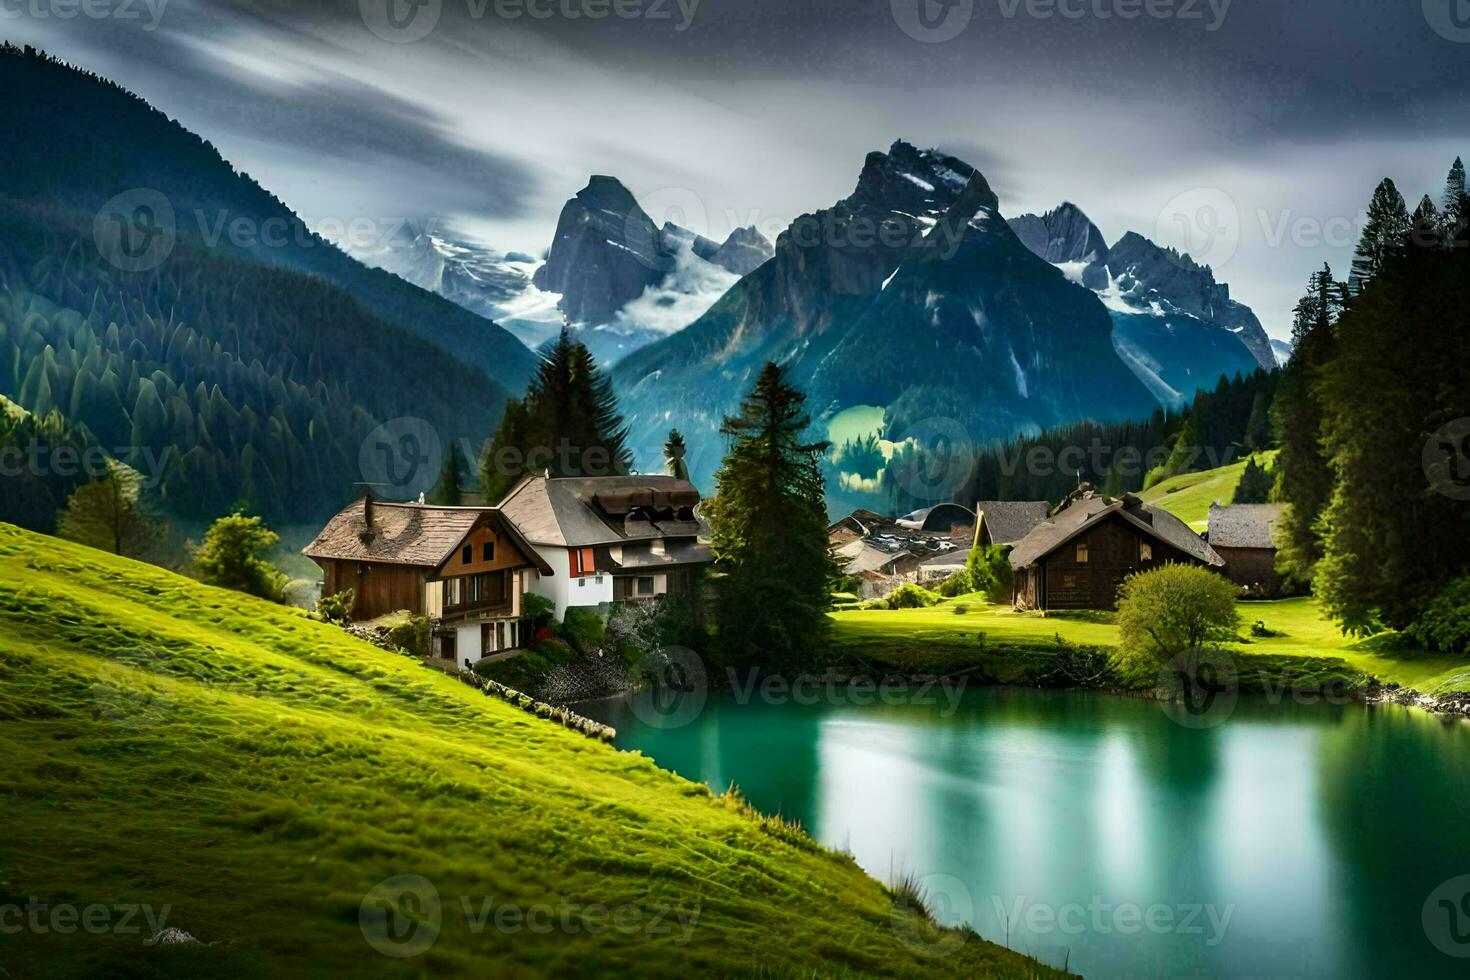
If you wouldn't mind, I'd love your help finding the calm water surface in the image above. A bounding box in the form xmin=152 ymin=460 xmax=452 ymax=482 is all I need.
xmin=579 ymin=687 xmax=1470 ymax=979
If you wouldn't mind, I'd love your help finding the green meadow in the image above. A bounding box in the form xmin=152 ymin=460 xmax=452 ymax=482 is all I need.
xmin=0 ymin=522 xmax=1061 ymax=979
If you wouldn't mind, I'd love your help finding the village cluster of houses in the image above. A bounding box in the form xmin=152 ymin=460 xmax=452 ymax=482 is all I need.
xmin=303 ymin=474 xmax=710 ymax=667
xmin=303 ymin=473 xmax=1287 ymax=669
xmin=830 ymin=488 xmax=1288 ymax=611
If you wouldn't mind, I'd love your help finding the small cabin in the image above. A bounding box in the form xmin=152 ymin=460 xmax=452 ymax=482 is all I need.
xmin=1009 ymin=492 xmax=1224 ymax=611
xmin=1206 ymin=502 xmax=1288 ymax=596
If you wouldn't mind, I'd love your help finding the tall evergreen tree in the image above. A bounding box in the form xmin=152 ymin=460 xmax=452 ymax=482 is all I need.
xmin=56 ymin=460 xmax=169 ymax=561
xmin=1272 ymin=264 xmax=1344 ymax=586
xmin=1440 ymin=157 xmax=1468 ymax=244
xmin=479 ymin=329 xmax=632 ymax=501
xmin=1349 ymin=178 xmax=1410 ymax=292
xmin=663 ymin=429 xmax=690 ymax=481
xmin=429 ymin=441 xmax=466 ymax=506
xmin=1243 ymin=390 xmax=1271 ymax=452
xmin=1232 ymin=456 xmax=1273 ymax=504
xmin=705 ymin=363 xmax=835 ymax=671
xmin=1314 ymin=231 xmax=1470 ymax=633
xmin=1410 ymin=194 xmax=1441 ymax=249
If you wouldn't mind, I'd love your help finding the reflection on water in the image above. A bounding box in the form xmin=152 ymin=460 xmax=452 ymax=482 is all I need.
xmin=580 ymin=688 xmax=1470 ymax=979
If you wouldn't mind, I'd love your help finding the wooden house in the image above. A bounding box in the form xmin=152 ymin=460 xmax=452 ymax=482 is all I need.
xmin=1206 ymin=502 xmax=1287 ymax=595
xmin=1009 ymin=491 xmax=1224 ymax=611
xmin=303 ymin=497 xmax=552 ymax=664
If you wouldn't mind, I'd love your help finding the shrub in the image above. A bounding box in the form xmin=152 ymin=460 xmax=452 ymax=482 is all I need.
xmin=878 ymin=583 xmax=941 ymax=609
xmin=194 ymin=512 xmax=287 ymax=602
xmin=965 ymin=544 xmax=1013 ymax=604
xmin=387 ymin=616 xmax=431 ymax=658
xmin=521 ymin=592 xmax=555 ymax=626
xmin=1117 ymin=564 xmax=1240 ymax=665
xmin=561 ymin=606 xmax=606 ymax=656
xmin=951 ymin=603 xmax=968 ymax=615
xmin=315 ymin=588 xmax=354 ymax=624
xmin=1405 ymin=577 xmax=1470 ymax=655
xmin=1250 ymin=619 xmax=1283 ymax=638
xmin=933 ymin=570 xmax=972 ymax=597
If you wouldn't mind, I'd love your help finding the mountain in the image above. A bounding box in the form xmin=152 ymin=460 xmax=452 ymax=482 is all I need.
xmin=0 ymin=45 xmax=527 ymax=522
xmin=1006 ymin=204 xmax=1267 ymax=403
xmin=1104 ymin=231 xmax=1275 ymax=369
xmin=1271 ymin=338 xmax=1295 ymax=365
xmin=354 ymin=225 xmax=565 ymax=350
xmin=528 ymin=176 xmax=773 ymax=363
xmin=613 ymin=141 xmax=1161 ymax=491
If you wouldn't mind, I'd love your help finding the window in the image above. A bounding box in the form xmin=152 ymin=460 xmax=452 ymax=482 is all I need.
xmin=483 ymin=541 xmax=495 ymax=562
xmin=637 ymin=576 xmax=655 ymax=596
xmin=569 ymin=547 xmax=597 ymax=577
xmin=445 ymin=578 xmax=461 ymax=607
xmin=1140 ymin=541 xmax=1153 ymax=561
xmin=461 ymin=545 xmax=473 ymax=565
xmin=1076 ymin=542 xmax=1089 ymax=564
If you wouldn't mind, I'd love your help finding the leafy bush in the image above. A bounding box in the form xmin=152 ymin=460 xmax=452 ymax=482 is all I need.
xmin=1117 ymin=564 xmax=1240 ymax=664
xmin=874 ymin=583 xmax=941 ymax=610
xmin=951 ymin=603 xmax=968 ymax=615
xmin=933 ymin=570 xmax=972 ymax=597
xmin=521 ymin=592 xmax=556 ymax=626
xmin=387 ymin=616 xmax=431 ymax=658
xmin=560 ymin=605 xmax=606 ymax=656
xmin=193 ymin=512 xmax=287 ymax=602
xmin=1250 ymin=619 xmax=1283 ymax=638
xmin=1405 ymin=577 xmax=1470 ymax=655
xmin=964 ymin=544 xmax=1013 ymax=604
xmin=315 ymin=588 xmax=354 ymax=624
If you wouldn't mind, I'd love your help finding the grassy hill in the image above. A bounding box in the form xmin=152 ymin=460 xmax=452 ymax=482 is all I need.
xmin=0 ymin=522 xmax=1060 ymax=978
xmin=1139 ymin=450 xmax=1279 ymax=530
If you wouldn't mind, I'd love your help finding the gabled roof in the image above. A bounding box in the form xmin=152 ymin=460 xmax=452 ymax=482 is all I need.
xmin=497 ymin=474 xmax=703 ymax=548
xmin=1009 ymin=493 xmax=1223 ymax=570
xmin=896 ymin=502 xmax=976 ymax=532
xmin=302 ymin=498 xmax=551 ymax=574
xmin=974 ymin=500 xmax=1050 ymax=546
xmin=1207 ymin=503 xmax=1285 ymax=550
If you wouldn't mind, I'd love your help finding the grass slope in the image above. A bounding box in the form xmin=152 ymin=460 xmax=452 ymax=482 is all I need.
xmin=831 ymin=594 xmax=1470 ymax=695
xmin=0 ymin=523 xmax=1060 ymax=979
xmin=1139 ymin=450 xmax=1279 ymax=530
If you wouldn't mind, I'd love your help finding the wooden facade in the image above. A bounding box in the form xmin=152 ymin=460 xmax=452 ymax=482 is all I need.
xmin=319 ymin=559 xmax=429 ymax=620
xmin=1013 ymin=514 xmax=1197 ymax=610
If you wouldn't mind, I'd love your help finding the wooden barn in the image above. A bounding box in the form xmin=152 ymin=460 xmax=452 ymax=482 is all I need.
xmin=1009 ymin=491 xmax=1224 ymax=611
xmin=1206 ymin=502 xmax=1288 ymax=596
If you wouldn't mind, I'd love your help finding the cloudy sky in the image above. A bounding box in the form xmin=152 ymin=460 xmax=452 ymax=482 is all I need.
xmin=8 ymin=0 xmax=1470 ymax=338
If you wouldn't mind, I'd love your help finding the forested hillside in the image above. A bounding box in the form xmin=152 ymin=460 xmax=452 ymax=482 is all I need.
xmin=0 ymin=44 xmax=535 ymax=525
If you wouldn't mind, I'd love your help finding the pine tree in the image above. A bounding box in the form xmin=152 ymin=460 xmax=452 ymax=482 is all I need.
xmin=1440 ymin=157 xmax=1467 ymax=244
xmin=1271 ymin=264 xmax=1344 ymax=586
xmin=1314 ymin=230 xmax=1470 ymax=633
xmin=479 ymin=329 xmax=632 ymax=501
xmin=429 ymin=441 xmax=466 ymax=506
xmin=1231 ymin=456 xmax=1272 ymax=504
xmin=1410 ymin=194 xmax=1441 ymax=249
xmin=1349 ymin=178 xmax=1410 ymax=292
xmin=1243 ymin=391 xmax=1271 ymax=452
xmin=705 ymin=363 xmax=835 ymax=671
xmin=663 ymin=429 xmax=690 ymax=481
xmin=56 ymin=460 xmax=169 ymax=561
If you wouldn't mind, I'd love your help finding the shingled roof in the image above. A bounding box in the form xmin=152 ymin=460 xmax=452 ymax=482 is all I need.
xmin=974 ymin=500 xmax=1050 ymax=546
xmin=302 ymin=498 xmax=550 ymax=573
xmin=497 ymin=475 xmax=703 ymax=548
xmin=1207 ymin=503 xmax=1285 ymax=550
xmin=1009 ymin=493 xmax=1223 ymax=570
